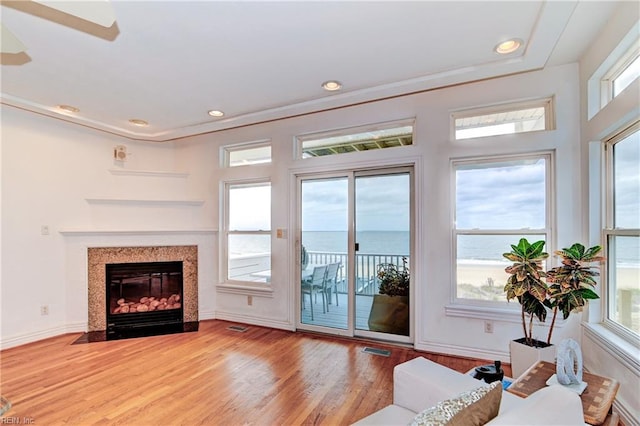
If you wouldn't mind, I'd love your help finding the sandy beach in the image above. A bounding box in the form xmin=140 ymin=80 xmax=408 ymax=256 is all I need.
xmin=457 ymin=262 xmax=638 ymax=294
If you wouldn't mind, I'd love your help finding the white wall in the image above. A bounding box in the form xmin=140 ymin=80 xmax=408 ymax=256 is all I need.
xmin=175 ymin=63 xmax=585 ymax=360
xmin=0 ymin=106 xmax=217 ymax=348
xmin=579 ymin=2 xmax=640 ymax=425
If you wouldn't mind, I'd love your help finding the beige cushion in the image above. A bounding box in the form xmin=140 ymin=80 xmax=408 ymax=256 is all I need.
xmin=410 ymin=381 xmax=502 ymax=426
xmin=486 ymin=385 xmax=584 ymax=425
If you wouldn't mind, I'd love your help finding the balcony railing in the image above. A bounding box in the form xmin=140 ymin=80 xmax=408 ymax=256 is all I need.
xmin=228 ymin=251 xmax=409 ymax=296
xmin=307 ymin=251 xmax=408 ymax=296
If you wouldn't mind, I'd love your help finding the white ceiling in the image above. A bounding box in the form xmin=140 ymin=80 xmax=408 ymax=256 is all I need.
xmin=0 ymin=1 xmax=620 ymax=142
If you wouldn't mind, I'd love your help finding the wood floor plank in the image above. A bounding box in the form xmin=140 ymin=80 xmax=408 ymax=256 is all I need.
xmin=0 ymin=320 xmax=510 ymax=425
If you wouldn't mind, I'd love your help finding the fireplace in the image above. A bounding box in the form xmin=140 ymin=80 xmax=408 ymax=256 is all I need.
xmin=106 ymin=261 xmax=184 ymax=338
xmin=84 ymin=245 xmax=199 ymax=342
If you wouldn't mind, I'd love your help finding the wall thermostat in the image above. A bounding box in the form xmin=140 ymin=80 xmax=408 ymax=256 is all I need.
xmin=114 ymin=145 xmax=127 ymax=161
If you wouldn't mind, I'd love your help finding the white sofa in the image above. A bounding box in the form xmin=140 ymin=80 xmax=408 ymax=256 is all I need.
xmin=354 ymin=357 xmax=586 ymax=425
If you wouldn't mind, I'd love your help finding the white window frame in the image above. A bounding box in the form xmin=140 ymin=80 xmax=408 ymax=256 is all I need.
xmin=588 ymin=21 xmax=640 ymax=119
xmin=601 ymin=43 xmax=640 ymax=104
xmin=221 ymin=179 xmax=272 ymax=289
xmin=450 ymin=98 xmax=555 ymax=141
xmin=221 ymin=139 xmax=271 ymax=168
xmin=448 ymin=152 xmax=554 ymax=313
xmin=602 ymin=121 xmax=640 ymax=344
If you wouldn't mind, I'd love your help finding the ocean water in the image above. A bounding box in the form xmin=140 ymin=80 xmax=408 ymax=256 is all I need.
xmin=303 ymin=232 xmax=638 ymax=266
xmin=233 ymin=231 xmax=639 ymax=267
xmin=303 ymin=231 xmax=409 ymax=256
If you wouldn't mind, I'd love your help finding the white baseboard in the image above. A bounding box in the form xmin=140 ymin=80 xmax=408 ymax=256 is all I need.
xmin=415 ymin=339 xmax=510 ymax=363
xmin=0 ymin=322 xmax=86 ymax=350
xmin=214 ymin=310 xmax=295 ymax=332
xmin=198 ymin=310 xmax=216 ymax=321
xmin=613 ymin=398 xmax=638 ymax=426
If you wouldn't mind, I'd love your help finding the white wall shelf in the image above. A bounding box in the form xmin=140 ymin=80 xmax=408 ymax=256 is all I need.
xmin=108 ymin=169 xmax=190 ymax=178
xmin=59 ymin=228 xmax=217 ymax=236
xmin=85 ymin=197 xmax=204 ymax=206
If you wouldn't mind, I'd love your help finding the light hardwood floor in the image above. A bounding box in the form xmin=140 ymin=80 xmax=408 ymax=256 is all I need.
xmin=0 ymin=320 xmax=510 ymax=425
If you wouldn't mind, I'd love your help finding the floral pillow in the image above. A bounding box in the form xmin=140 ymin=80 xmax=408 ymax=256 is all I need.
xmin=410 ymin=381 xmax=502 ymax=426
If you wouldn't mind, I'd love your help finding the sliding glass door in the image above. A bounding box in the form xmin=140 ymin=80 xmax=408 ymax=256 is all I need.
xmin=298 ymin=168 xmax=412 ymax=343
xmin=354 ymin=172 xmax=411 ymax=337
xmin=300 ymin=177 xmax=349 ymax=330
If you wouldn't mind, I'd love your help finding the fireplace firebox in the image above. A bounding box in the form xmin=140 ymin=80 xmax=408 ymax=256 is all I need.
xmin=106 ymin=261 xmax=184 ymax=339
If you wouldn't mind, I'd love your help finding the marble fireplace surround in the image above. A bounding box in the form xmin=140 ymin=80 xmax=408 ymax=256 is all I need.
xmin=87 ymin=245 xmax=198 ymax=332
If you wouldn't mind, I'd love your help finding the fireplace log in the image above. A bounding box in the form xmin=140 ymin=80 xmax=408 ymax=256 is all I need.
xmin=111 ymin=293 xmax=182 ymax=314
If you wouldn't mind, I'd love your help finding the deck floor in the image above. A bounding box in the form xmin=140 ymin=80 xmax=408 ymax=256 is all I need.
xmin=301 ymin=292 xmax=376 ymax=330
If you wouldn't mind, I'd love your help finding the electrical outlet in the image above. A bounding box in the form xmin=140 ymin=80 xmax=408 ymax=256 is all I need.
xmin=41 ymin=305 xmax=49 ymax=316
xmin=247 ymin=295 xmax=253 ymax=306
xmin=484 ymin=321 xmax=493 ymax=333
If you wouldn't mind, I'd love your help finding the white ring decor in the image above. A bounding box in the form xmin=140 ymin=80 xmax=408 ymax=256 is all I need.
xmin=556 ymin=338 xmax=583 ymax=385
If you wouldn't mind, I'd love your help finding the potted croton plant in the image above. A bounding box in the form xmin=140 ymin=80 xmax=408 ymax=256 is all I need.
xmin=545 ymin=243 xmax=603 ymax=343
xmin=503 ymin=238 xmax=603 ymax=377
xmin=503 ymin=238 xmax=553 ymax=377
xmin=368 ymin=257 xmax=410 ymax=336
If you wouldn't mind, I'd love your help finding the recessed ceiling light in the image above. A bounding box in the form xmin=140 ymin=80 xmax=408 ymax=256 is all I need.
xmin=208 ymin=110 xmax=225 ymax=117
xmin=495 ymin=39 xmax=523 ymax=55
xmin=322 ymin=80 xmax=342 ymax=91
xmin=128 ymin=119 xmax=149 ymax=127
xmin=57 ymin=104 xmax=79 ymax=113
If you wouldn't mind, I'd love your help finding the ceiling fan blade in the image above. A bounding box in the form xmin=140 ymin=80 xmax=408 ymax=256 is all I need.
xmin=1 ymin=23 xmax=27 ymax=54
xmin=33 ymin=0 xmax=116 ymax=28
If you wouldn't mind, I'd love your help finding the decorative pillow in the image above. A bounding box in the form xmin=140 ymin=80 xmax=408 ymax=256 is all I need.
xmin=410 ymin=381 xmax=502 ymax=426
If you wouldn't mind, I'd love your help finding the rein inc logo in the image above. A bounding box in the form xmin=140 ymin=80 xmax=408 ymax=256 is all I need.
xmin=0 ymin=397 xmax=33 ymax=424
xmin=0 ymin=418 xmax=34 ymax=425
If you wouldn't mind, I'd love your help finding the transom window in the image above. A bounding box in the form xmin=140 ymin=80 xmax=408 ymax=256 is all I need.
xmin=612 ymin=53 xmax=640 ymax=97
xmin=222 ymin=141 xmax=271 ymax=167
xmin=588 ymin=26 xmax=639 ymax=118
xmin=452 ymin=99 xmax=553 ymax=140
xmin=604 ymin=124 xmax=639 ymax=336
xmin=453 ymin=154 xmax=551 ymax=302
xmin=297 ymin=120 xmax=413 ymax=159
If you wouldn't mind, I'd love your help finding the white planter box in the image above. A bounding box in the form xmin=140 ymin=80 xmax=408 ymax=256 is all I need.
xmin=510 ymin=338 xmax=556 ymax=378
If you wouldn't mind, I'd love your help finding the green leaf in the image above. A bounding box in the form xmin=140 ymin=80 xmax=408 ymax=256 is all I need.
xmin=521 ymin=292 xmax=548 ymax=323
xmin=568 ymin=243 xmax=586 ymax=259
xmin=529 ymin=280 xmax=548 ymax=301
xmin=529 ymin=240 xmax=547 ymax=257
xmin=516 ymin=238 xmax=530 ymax=253
xmin=503 ymin=253 xmax=522 ymax=262
xmin=583 ymin=245 xmax=603 ymax=260
xmin=578 ymin=288 xmax=600 ymax=300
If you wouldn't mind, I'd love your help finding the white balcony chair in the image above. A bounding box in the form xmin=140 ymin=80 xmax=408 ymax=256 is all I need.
xmin=324 ymin=262 xmax=341 ymax=310
xmin=301 ymin=265 xmax=327 ymax=321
